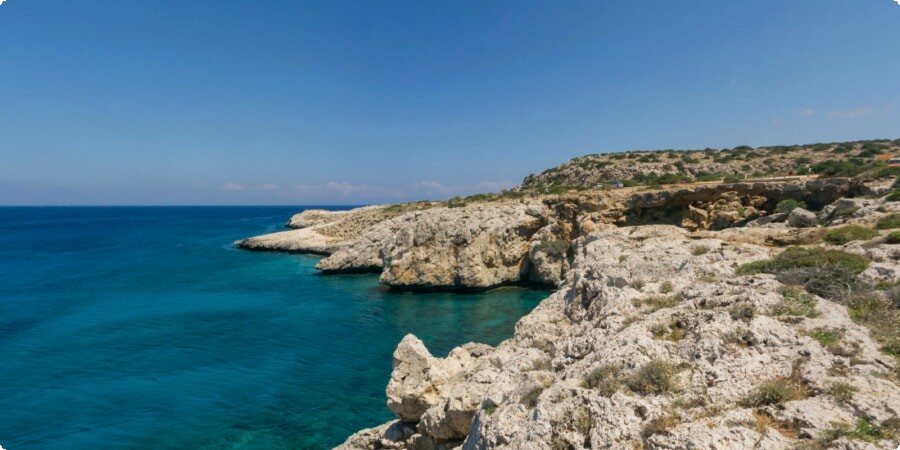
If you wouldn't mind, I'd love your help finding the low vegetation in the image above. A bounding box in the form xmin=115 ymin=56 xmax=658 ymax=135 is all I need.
xmin=775 ymin=199 xmax=805 ymax=215
xmin=582 ymin=364 xmax=623 ymax=397
xmin=626 ymin=361 xmax=675 ymax=395
xmin=633 ymin=293 xmax=683 ymax=312
xmin=809 ymin=328 xmax=842 ymax=347
xmin=741 ymin=377 xmax=807 ymax=407
xmin=729 ymin=304 xmax=756 ymax=322
xmin=876 ymin=213 xmax=900 ymax=230
xmin=887 ymin=231 xmax=900 ymax=244
xmin=770 ymin=286 xmax=819 ymax=318
xmin=736 ymin=247 xmax=869 ymax=300
xmin=819 ymin=417 xmax=900 ymax=444
xmin=825 ymin=382 xmax=856 ymax=403
xmin=533 ymin=239 xmax=570 ymax=256
xmin=823 ymin=225 xmax=878 ymax=245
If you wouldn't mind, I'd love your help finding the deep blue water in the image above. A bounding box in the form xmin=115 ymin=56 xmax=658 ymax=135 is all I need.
xmin=0 ymin=207 xmax=546 ymax=450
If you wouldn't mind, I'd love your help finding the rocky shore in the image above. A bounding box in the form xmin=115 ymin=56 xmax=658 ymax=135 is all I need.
xmin=235 ymin=172 xmax=899 ymax=449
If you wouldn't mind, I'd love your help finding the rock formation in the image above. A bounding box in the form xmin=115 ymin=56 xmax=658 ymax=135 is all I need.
xmin=337 ymin=212 xmax=900 ymax=449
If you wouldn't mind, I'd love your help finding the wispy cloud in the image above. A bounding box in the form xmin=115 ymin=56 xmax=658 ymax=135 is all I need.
xmin=826 ymin=107 xmax=874 ymax=120
xmin=797 ymin=108 xmax=815 ymax=117
xmin=221 ymin=182 xmax=245 ymax=191
xmin=253 ymin=183 xmax=278 ymax=190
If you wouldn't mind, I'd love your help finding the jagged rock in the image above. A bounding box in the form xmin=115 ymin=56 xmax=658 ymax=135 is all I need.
xmin=788 ymin=207 xmax=818 ymax=228
xmin=317 ymin=202 xmax=559 ymax=289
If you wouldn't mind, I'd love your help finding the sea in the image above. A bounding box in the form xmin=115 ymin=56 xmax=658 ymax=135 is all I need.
xmin=0 ymin=206 xmax=547 ymax=450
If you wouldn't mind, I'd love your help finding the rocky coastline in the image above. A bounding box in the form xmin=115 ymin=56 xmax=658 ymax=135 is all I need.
xmin=236 ymin=164 xmax=900 ymax=448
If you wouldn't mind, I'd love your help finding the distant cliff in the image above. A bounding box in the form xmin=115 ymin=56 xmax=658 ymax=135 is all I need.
xmin=519 ymin=138 xmax=900 ymax=193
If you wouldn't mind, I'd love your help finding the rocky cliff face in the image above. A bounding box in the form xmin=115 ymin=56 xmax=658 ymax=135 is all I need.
xmin=316 ymin=201 xmax=571 ymax=289
xmin=337 ymin=217 xmax=900 ymax=450
xmin=236 ymin=178 xmax=884 ymax=291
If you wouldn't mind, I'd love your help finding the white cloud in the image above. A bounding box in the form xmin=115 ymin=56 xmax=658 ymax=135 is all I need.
xmin=221 ymin=182 xmax=245 ymax=191
xmin=895 ymin=0 xmax=900 ymax=6
xmin=0 ymin=0 xmax=6 ymax=7
xmin=826 ymin=107 xmax=873 ymax=120
xmin=798 ymin=108 xmax=815 ymax=117
xmin=253 ymin=183 xmax=278 ymax=190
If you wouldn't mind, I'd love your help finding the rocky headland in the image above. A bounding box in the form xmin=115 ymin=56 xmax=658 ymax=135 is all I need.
xmin=236 ymin=138 xmax=900 ymax=449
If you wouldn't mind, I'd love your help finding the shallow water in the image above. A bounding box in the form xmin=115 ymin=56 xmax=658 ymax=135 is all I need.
xmin=0 ymin=207 xmax=547 ymax=450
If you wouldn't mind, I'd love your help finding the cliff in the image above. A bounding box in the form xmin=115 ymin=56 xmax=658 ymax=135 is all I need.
xmin=237 ymin=178 xmax=877 ymax=290
xmin=337 ymin=191 xmax=900 ymax=449
xmin=519 ymin=138 xmax=899 ymax=192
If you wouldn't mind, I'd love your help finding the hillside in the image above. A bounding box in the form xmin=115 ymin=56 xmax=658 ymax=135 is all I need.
xmin=519 ymin=138 xmax=900 ymax=193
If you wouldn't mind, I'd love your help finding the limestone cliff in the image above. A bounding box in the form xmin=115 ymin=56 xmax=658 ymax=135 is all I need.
xmin=337 ymin=198 xmax=900 ymax=449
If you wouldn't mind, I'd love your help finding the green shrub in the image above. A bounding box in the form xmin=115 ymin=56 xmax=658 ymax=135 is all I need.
xmin=582 ymin=364 xmax=622 ymax=396
xmin=885 ymin=190 xmax=900 ymax=202
xmin=691 ymin=245 xmax=710 ymax=255
xmin=775 ymin=199 xmax=806 ymax=215
xmin=736 ymin=247 xmax=869 ymax=300
xmin=632 ymin=293 xmax=683 ymax=312
xmin=876 ymin=213 xmax=900 ymax=230
xmin=810 ymin=328 xmax=842 ymax=347
xmin=446 ymin=197 xmax=467 ymax=208
xmin=722 ymin=174 xmax=743 ymax=183
xmin=729 ymin=304 xmax=756 ymax=322
xmin=811 ymin=159 xmax=870 ymax=177
xmin=824 ymin=225 xmax=878 ymax=245
xmin=737 ymin=247 xmax=869 ymax=276
xmin=626 ymin=361 xmax=674 ymax=395
xmin=825 ymin=382 xmax=857 ymax=403
xmin=820 ymin=417 xmax=900 ymax=443
xmin=742 ymin=379 xmax=806 ymax=407
xmin=770 ymin=286 xmax=819 ymax=318
xmin=887 ymin=231 xmax=900 ymax=244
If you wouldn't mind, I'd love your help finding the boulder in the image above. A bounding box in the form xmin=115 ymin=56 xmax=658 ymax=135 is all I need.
xmin=787 ymin=207 xmax=818 ymax=228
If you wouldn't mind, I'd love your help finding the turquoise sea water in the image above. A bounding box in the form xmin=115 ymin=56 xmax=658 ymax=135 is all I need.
xmin=0 ymin=207 xmax=547 ymax=450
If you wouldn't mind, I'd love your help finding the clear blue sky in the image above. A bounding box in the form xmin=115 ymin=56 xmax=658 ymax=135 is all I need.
xmin=1 ymin=0 xmax=898 ymax=205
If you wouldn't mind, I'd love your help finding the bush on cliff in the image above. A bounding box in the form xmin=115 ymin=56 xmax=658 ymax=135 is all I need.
xmin=824 ymin=225 xmax=878 ymax=245
xmin=626 ymin=361 xmax=674 ymax=395
xmin=736 ymin=247 xmax=869 ymax=300
xmin=876 ymin=213 xmax=900 ymax=230
xmin=775 ymin=199 xmax=806 ymax=215
xmin=887 ymin=231 xmax=900 ymax=244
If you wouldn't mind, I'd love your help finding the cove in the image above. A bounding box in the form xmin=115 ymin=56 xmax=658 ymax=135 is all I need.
xmin=0 ymin=206 xmax=547 ymax=450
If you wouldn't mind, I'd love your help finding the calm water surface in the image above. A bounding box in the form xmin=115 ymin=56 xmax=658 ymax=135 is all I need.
xmin=0 ymin=207 xmax=546 ymax=449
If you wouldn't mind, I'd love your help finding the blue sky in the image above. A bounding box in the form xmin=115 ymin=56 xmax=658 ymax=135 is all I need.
xmin=1 ymin=0 xmax=898 ymax=205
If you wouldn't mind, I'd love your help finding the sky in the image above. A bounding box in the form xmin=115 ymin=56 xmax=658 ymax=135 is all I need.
xmin=1 ymin=0 xmax=899 ymax=205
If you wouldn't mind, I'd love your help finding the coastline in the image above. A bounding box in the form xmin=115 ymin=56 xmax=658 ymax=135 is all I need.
xmin=233 ymin=172 xmax=900 ymax=449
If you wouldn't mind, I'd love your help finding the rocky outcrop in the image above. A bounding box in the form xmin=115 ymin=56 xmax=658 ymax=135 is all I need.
xmin=338 ymin=225 xmax=900 ymax=450
xmin=237 ymin=178 xmax=885 ymax=290
xmin=316 ymin=202 xmax=567 ymax=289
xmin=233 ymin=227 xmax=345 ymax=255
xmin=234 ymin=204 xmax=412 ymax=254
